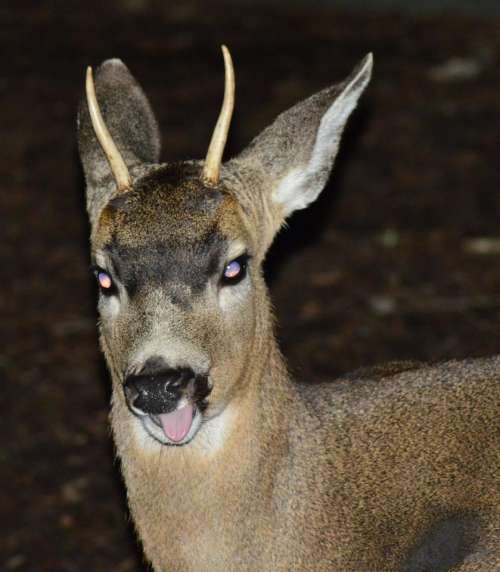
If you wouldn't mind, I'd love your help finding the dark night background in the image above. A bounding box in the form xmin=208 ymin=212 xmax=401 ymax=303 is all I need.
xmin=2 ymin=1 xmax=500 ymax=570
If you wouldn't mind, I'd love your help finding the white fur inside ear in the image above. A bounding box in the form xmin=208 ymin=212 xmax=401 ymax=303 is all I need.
xmin=273 ymin=55 xmax=373 ymax=217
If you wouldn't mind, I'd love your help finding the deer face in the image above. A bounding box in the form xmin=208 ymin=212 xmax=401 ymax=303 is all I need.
xmin=91 ymin=164 xmax=266 ymax=445
xmin=78 ymin=48 xmax=372 ymax=446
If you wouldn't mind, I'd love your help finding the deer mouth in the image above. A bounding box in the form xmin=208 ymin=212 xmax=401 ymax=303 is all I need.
xmin=125 ymin=368 xmax=212 ymax=445
xmin=139 ymin=401 xmax=202 ymax=446
xmin=151 ymin=403 xmax=196 ymax=443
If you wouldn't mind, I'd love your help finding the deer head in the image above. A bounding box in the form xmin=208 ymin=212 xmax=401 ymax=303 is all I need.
xmin=78 ymin=47 xmax=372 ymax=447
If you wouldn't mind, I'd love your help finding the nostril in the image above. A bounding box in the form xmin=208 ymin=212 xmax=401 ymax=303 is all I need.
xmin=161 ymin=368 xmax=197 ymax=390
xmin=170 ymin=372 xmax=188 ymax=389
xmin=124 ymin=378 xmax=139 ymax=405
xmin=123 ymin=381 xmax=139 ymax=414
xmin=169 ymin=378 xmax=183 ymax=389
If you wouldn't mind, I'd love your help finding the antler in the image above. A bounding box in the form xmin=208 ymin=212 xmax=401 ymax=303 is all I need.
xmin=85 ymin=66 xmax=131 ymax=191
xmin=202 ymin=45 xmax=235 ymax=186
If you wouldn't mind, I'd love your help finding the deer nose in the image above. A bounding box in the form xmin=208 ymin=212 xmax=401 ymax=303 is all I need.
xmin=124 ymin=367 xmax=197 ymax=415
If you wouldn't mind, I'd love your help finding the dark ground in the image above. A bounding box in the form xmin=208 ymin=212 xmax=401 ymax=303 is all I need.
xmin=2 ymin=1 xmax=500 ymax=570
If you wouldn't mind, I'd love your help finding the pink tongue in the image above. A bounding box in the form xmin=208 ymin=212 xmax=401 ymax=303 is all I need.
xmin=159 ymin=405 xmax=194 ymax=443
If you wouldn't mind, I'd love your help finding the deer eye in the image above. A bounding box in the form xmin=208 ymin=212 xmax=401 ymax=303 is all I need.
xmin=221 ymin=254 xmax=249 ymax=286
xmin=91 ymin=266 xmax=116 ymax=295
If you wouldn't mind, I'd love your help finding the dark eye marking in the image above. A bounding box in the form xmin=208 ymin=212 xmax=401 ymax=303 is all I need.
xmin=221 ymin=254 xmax=250 ymax=287
xmin=90 ymin=265 xmax=118 ymax=296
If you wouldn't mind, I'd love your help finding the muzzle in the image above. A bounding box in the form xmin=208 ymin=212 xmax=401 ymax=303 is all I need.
xmin=124 ymin=366 xmax=210 ymax=415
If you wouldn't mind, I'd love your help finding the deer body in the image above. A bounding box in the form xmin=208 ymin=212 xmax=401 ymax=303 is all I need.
xmin=78 ymin=51 xmax=500 ymax=571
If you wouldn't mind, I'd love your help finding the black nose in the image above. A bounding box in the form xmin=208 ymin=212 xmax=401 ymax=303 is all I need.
xmin=124 ymin=367 xmax=197 ymax=415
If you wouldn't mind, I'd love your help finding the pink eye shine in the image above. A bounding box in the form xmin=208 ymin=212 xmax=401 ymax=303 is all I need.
xmin=224 ymin=260 xmax=241 ymax=279
xmin=98 ymin=271 xmax=113 ymax=289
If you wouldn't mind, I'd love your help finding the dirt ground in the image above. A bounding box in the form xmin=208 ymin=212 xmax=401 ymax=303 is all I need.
xmin=1 ymin=1 xmax=500 ymax=570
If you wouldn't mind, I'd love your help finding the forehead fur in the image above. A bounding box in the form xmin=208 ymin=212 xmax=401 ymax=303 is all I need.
xmin=94 ymin=163 xmax=242 ymax=249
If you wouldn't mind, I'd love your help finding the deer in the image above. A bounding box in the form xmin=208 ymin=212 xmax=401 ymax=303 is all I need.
xmin=77 ymin=46 xmax=500 ymax=571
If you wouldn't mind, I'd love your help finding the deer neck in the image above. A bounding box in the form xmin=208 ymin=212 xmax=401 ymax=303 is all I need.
xmin=108 ymin=296 xmax=293 ymax=568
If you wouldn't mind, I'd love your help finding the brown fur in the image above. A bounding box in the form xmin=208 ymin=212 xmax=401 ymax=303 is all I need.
xmin=78 ymin=55 xmax=500 ymax=571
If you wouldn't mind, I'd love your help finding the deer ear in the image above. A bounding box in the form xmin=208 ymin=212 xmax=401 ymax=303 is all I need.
xmin=235 ymin=54 xmax=372 ymax=218
xmin=77 ymin=59 xmax=161 ymax=217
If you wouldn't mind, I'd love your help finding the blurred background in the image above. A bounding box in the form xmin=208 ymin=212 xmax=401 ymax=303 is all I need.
xmin=2 ymin=1 xmax=500 ymax=570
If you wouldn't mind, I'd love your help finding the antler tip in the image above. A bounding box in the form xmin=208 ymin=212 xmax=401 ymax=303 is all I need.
xmin=85 ymin=66 xmax=94 ymax=92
